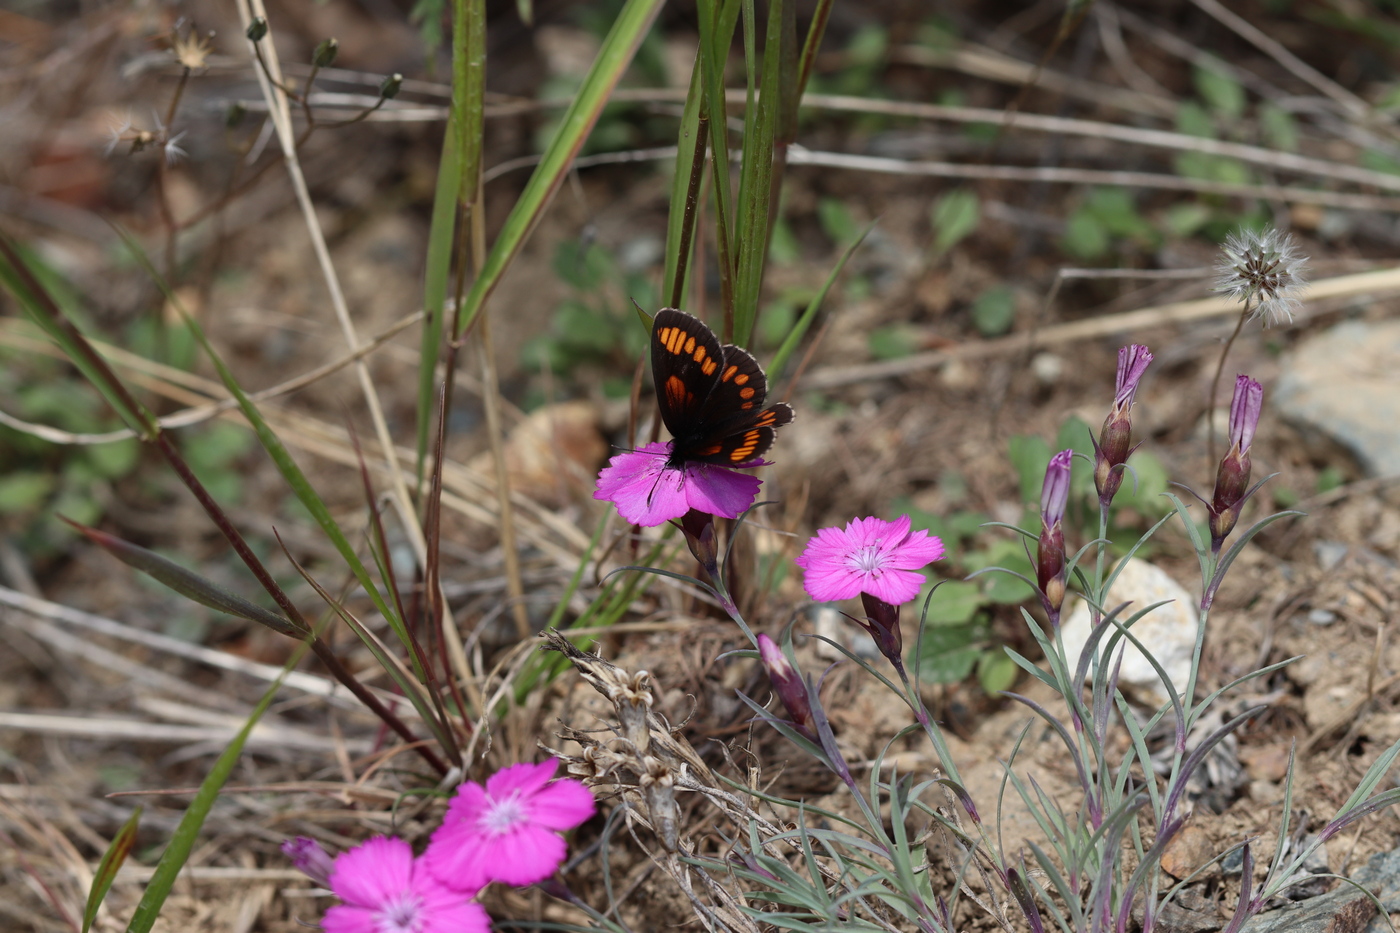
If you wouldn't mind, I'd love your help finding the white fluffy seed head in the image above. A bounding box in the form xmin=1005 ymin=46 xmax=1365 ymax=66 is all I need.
xmin=1214 ymin=227 xmax=1310 ymax=326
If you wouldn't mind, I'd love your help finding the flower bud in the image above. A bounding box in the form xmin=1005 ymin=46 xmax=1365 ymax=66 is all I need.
xmin=379 ymin=72 xmax=404 ymax=100
xmin=1094 ymin=344 xmax=1152 ymax=508
xmin=678 ymin=508 xmax=718 ymax=580
xmin=1209 ymin=375 xmax=1262 ymax=551
xmin=858 ymin=592 xmax=904 ymax=669
xmin=281 ymin=837 xmax=334 ymax=887
xmin=756 ymin=634 xmax=812 ymax=733
xmin=312 ymin=37 xmax=339 ymax=69
xmin=246 ymin=17 xmax=268 ymax=42
xmin=1036 ymin=449 xmax=1073 ymax=623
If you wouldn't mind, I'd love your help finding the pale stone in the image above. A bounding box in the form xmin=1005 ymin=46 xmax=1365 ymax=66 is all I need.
xmin=1058 ymin=559 xmax=1198 ymax=707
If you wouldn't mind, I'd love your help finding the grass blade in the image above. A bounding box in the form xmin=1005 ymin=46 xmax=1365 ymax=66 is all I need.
xmin=84 ymin=806 xmax=140 ymax=933
xmin=770 ymin=221 xmax=871 ymax=384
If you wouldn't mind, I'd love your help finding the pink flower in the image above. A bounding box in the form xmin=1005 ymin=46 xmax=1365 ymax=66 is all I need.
xmin=282 ymin=836 xmax=334 ymax=887
xmin=795 ymin=515 xmax=945 ymax=605
xmin=426 ymin=760 xmax=596 ymax=893
xmin=322 ymin=836 xmax=489 ymax=933
xmin=593 ymin=441 xmax=763 ymax=527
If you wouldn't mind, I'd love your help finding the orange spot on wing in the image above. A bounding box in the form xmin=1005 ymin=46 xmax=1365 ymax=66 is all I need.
xmin=701 ymin=359 xmax=718 ymax=375
xmin=697 ymin=444 xmax=723 ymax=456
xmin=739 ymin=387 xmax=755 ymax=399
xmin=730 ymin=430 xmax=760 ymax=461
xmin=734 ymin=373 xmax=750 ymax=386
xmin=721 ymin=365 xmax=738 ymax=382
xmin=665 ymin=375 xmax=691 ymax=410
xmin=692 ymin=345 xmax=707 ymax=362
xmin=684 ymin=336 xmax=696 ymax=354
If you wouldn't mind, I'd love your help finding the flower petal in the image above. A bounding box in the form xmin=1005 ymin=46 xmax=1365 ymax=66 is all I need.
xmin=682 ymin=463 xmax=762 ymax=520
xmin=329 ymin=837 xmax=413 ymax=908
xmin=862 ymin=567 xmax=927 ymax=605
xmin=424 ymin=822 xmax=494 ymax=894
xmin=527 ymin=777 xmax=596 ymax=831
xmin=490 ymin=825 xmax=568 ymax=886
xmin=321 ymin=904 xmax=378 ymax=933
xmin=485 ymin=760 xmax=557 ymax=800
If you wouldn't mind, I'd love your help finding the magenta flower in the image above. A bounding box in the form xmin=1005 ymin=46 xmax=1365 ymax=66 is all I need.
xmin=1036 ymin=450 xmax=1073 ymax=625
xmin=1095 ymin=344 xmax=1154 ymax=508
xmin=756 ymin=633 xmax=812 ymax=734
xmin=322 ymin=836 xmax=489 ymax=933
xmin=425 ymin=760 xmax=596 ymax=893
xmin=795 ymin=515 xmax=945 ymax=605
xmin=593 ymin=441 xmax=763 ymax=527
xmin=1209 ymin=375 xmax=1264 ymax=552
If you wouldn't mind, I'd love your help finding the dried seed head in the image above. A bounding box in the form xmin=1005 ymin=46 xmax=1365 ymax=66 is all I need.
xmin=1215 ymin=227 xmax=1309 ymax=326
xmin=170 ymin=27 xmax=214 ymax=71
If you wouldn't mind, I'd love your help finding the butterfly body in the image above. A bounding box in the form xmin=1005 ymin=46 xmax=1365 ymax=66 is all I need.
xmin=650 ymin=308 xmax=793 ymax=469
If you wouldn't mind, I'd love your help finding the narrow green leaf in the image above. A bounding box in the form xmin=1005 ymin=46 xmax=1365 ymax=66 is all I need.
xmin=125 ymin=645 xmax=310 ymax=932
xmin=66 ymin=520 xmax=303 ymax=637
xmin=663 ymin=55 xmax=706 ymax=308
xmin=84 ymin=806 xmax=141 ymax=933
xmin=452 ymin=0 xmax=665 ymax=341
xmin=931 ymin=189 xmax=980 ymax=255
xmin=417 ymin=118 xmax=462 ymax=485
xmin=768 ymin=221 xmax=870 ymax=382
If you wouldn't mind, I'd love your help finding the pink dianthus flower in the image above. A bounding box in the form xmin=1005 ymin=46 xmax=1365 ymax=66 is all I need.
xmin=426 ymin=760 xmax=596 ymax=893
xmin=593 ymin=441 xmax=763 ymax=527
xmin=322 ymin=836 xmax=488 ymax=933
xmin=795 ymin=515 xmax=944 ymax=605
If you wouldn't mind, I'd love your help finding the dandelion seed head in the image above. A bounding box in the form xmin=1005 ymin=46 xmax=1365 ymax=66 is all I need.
xmin=1215 ymin=227 xmax=1309 ymax=326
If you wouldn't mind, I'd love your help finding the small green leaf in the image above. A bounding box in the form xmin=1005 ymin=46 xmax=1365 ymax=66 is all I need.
xmin=920 ymin=580 xmax=983 ymax=625
xmin=931 ymin=189 xmax=980 ymax=255
xmin=1259 ymin=103 xmax=1298 ymax=152
xmin=1063 ymin=209 xmax=1109 ymax=260
xmin=1176 ymin=101 xmax=1217 ymax=139
xmin=1114 ymin=450 xmax=1171 ymax=517
xmin=86 ymin=438 xmax=140 ymax=479
xmin=1162 ymin=203 xmax=1212 ymax=237
xmin=1007 ymin=434 xmax=1051 ymax=504
xmin=916 ymin=624 xmax=981 ymax=683
xmin=1194 ymin=59 xmax=1245 ymax=120
xmin=978 ymin=650 xmax=1019 ymax=694
xmin=868 ymin=325 xmax=914 ymax=360
xmin=0 ymin=472 xmax=53 ymax=514
xmin=816 ymin=197 xmax=860 ymax=244
xmin=1317 ymin=466 xmax=1345 ymax=493
xmin=971 ymin=285 xmax=1016 ymax=337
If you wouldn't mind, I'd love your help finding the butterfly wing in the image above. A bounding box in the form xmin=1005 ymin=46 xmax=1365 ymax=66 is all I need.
xmin=651 ymin=308 xmax=724 ymax=440
xmin=651 ymin=308 xmax=794 ymax=466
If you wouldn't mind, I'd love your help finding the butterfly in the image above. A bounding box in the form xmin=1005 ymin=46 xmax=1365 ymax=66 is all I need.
xmin=650 ymin=308 xmax=793 ymax=469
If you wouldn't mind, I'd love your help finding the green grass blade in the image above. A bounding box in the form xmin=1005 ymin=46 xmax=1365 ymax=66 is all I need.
xmin=696 ymin=0 xmax=741 ymax=325
xmin=84 ymin=806 xmax=141 ymax=933
xmin=125 ymin=644 xmax=310 ymax=932
xmin=452 ymin=0 xmax=665 ymax=340
xmin=417 ymin=117 xmax=462 ymax=486
xmin=730 ymin=0 xmax=787 ymax=345
xmin=769 ymin=221 xmax=871 ymax=384
xmin=663 ymin=55 xmax=706 ymax=309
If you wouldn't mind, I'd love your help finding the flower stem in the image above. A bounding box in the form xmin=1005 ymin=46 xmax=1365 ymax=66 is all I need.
xmin=1207 ymin=302 xmax=1251 ymax=465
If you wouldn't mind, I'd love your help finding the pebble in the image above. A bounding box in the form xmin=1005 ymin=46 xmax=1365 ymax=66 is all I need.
xmin=1307 ymin=608 xmax=1337 ymax=626
xmin=1275 ymin=320 xmax=1400 ymax=478
xmin=1058 ymin=559 xmax=1198 ymax=707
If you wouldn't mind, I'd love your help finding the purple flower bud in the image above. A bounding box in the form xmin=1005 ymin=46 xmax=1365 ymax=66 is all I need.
xmin=756 ymin=634 xmax=812 ymax=733
xmin=1039 ymin=449 xmax=1073 ymax=527
xmin=282 ymin=837 xmax=334 ymax=887
xmin=678 ymin=508 xmax=718 ymax=579
xmin=857 ymin=592 xmax=904 ymax=671
xmin=1095 ymin=345 xmax=1153 ymax=508
xmin=1209 ymin=375 xmax=1263 ymax=551
xmin=1036 ymin=449 xmax=1073 ymax=624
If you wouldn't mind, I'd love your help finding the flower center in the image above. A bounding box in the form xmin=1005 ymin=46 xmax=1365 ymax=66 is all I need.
xmin=846 ymin=544 xmax=885 ymax=576
xmin=479 ymin=793 xmax=527 ymax=836
xmin=375 ymin=891 xmax=425 ymax=933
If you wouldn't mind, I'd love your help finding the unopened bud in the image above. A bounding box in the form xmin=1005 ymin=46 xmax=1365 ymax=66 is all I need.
xmin=379 ymin=72 xmax=403 ymax=100
xmin=858 ymin=592 xmax=904 ymax=669
xmin=678 ymin=509 xmax=718 ymax=580
xmin=756 ymin=634 xmax=812 ymax=733
xmin=312 ymin=37 xmax=339 ymax=68
xmin=281 ymin=837 xmax=333 ymax=887
xmin=246 ymin=17 xmax=268 ymax=42
xmin=1209 ymin=375 xmax=1263 ymax=552
xmin=1094 ymin=344 xmax=1152 ymax=508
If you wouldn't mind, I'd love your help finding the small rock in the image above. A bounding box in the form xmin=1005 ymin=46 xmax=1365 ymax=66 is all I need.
xmin=1238 ymin=883 xmax=1374 ymax=933
xmin=1275 ymin=320 xmax=1400 ymax=478
xmin=1031 ymin=352 xmax=1063 ymax=385
xmin=1239 ymin=743 xmax=1292 ymax=783
xmin=1222 ymin=847 xmax=1247 ymax=876
xmin=1307 ymin=609 xmax=1337 ymax=626
xmin=1058 ymin=559 xmax=1198 ymax=706
xmin=1162 ymin=823 xmax=1218 ymax=880
xmin=1315 ymin=541 xmax=1349 ymax=571
xmin=1353 ymin=846 xmax=1400 ymax=913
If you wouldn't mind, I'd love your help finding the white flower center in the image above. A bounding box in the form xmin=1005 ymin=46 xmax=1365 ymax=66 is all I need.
xmin=479 ymin=793 xmax=526 ymax=836
xmin=375 ymin=891 xmax=425 ymax=933
xmin=846 ymin=544 xmax=884 ymax=576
